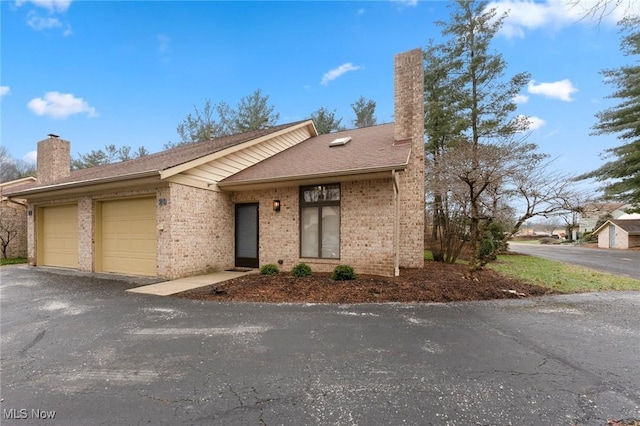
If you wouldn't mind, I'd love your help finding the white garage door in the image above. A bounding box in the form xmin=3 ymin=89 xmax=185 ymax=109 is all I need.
xmin=100 ymin=198 xmax=156 ymax=276
xmin=40 ymin=204 xmax=78 ymax=268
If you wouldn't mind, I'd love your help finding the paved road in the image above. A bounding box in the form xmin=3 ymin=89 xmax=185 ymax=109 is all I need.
xmin=1 ymin=266 xmax=639 ymax=425
xmin=510 ymin=242 xmax=640 ymax=280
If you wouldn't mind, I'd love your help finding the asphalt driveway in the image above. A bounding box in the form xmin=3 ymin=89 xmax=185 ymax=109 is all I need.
xmin=1 ymin=266 xmax=639 ymax=425
xmin=510 ymin=242 xmax=640 ymax=280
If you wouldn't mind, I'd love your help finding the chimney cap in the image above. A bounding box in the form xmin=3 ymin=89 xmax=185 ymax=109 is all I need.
xmin=47 ymin=133 xmax=59 ymax=138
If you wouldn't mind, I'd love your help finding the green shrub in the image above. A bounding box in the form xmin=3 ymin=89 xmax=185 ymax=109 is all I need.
xmin=331 ymin=265 xmax=357 ymax=281
xmin=260 ymin=264 xmax=280 ymax=275
xmin=580 ymin=232 xmax=597 ymax=244
xmin=479 ymin=232 xmax=495 ymax=259
xmin=291 ymin=262 xmax=312 ymax=277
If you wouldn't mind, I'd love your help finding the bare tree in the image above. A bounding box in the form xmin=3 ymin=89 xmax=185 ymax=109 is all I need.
xmin=0 ymin=146 xmax=36 ymax=182
xmin=0 ymin=221 xmax=18 ymax=259
xmin=568 ymin=0 xmax=638 ymax=23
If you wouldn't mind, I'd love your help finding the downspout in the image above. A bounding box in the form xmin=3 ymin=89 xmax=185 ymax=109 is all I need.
xmin=392 ymin=170 xmax=400 ymax=277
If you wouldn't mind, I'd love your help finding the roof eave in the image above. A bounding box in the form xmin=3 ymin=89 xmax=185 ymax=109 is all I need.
xmin=160 ymin=120 xmax=317 ymax=179
xmin=5 ymin=170 xmax=161 ymax=198
xmin=218 ymin=163 xmax=408 ymax=190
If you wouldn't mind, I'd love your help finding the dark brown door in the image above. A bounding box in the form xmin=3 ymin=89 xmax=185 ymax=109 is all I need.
xmin=235 ymin=203 xmax=259 ymax=268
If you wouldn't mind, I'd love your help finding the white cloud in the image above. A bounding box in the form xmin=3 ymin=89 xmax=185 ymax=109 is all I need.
xmin=23 ymin=151 xmax=38 ymax=165
xmin=516 ymin=115 xmax=545 ymax=132
xmin=525 ymin=115 xmax=545 ymax=130
xmin=513 ymin=94 xmax=529 ymax=104
xmin=27 ymin=11 xmax=61 ymax=30
xmin=528 ymin=79 xmax=577 ymax=102
xmin=0 ymin=86 xmax=10 ymax=98
xmin=357 ymin=8 xmax=365 ymax=15
xmin=27 ymin=91 xmax=97 ymax=119
xmin=16 ymin=0 xmax=72 ymax=13
xmin=487 ymin=0 xmax=636 ymax=39
xmin=321 ymin=63 xmax=361 ymax=86
xmin=18 ymin=2 xmax=73 ymax=36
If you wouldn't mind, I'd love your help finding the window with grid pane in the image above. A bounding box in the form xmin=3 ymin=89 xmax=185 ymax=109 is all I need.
xmin=300 ymin=184 xmax=340 ymax=259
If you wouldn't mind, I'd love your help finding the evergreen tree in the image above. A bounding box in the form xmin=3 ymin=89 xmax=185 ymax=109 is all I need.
xmin=426 ymin=0 xmax=530 ymax=273
xmin=578 ymin=17 xmax=640 ymax=211
xmin=171 ymin=89 xmax=279 ymax=148
xmin=310 ymin=107 xmax=344 ymax=134
xmin=351 ymin=96 xmax=377 ymax=128
xmin=71 ymin=144 xmax=149 ymax=170
xmin=233 ymin=89 xmax=279 ymax=133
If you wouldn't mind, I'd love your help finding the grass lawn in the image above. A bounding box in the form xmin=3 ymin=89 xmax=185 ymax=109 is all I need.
xmin=488 ymin=254 xmax=640 ymax=293
xmin=0 ymin=258 xmax=27 ymax=266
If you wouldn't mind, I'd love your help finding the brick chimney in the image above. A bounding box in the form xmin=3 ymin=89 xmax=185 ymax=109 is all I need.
xmin=37 ymin=134 xmax=71 ymax=184
xmin=394 ymin=48 xmax=425 ymax=268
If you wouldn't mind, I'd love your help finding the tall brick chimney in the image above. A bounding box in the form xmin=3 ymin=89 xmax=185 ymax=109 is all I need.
xmin=394 ymin=48 xmax=425 ymax=268
xmin=37 ymin=134 xmax=71 ymax=184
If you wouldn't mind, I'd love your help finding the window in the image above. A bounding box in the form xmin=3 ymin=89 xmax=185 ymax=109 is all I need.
xmin=300 ymin=184 xmax=340 ymax=258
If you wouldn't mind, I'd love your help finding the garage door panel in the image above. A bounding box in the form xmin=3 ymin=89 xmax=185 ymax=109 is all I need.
xmin=41 ymin=204 xmax=78 ymax=268
xmin=101 ymin=198 xmax=156 ymax=276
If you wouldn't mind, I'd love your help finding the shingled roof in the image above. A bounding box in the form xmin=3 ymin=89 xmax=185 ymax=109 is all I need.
xmin=219 ymin=123 xmax=410 ymax=188
xmin=4 ymin=121 xmax=307 ymax=196
xmin=594 ymin=219 xmax=640 ymax=236
xmin=611 ymin=219 xmax=640 ymax=235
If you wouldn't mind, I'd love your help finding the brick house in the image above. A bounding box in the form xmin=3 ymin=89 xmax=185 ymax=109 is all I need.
xmin=593 ymin=219 xmax=640 ymax=249
xmin=4 ymin=49 xmax=424 ymax=279
xmin=0 ymin=177 xmax=36 ymax=258
xmin=578 ymin=202 xmax=629 ymax=235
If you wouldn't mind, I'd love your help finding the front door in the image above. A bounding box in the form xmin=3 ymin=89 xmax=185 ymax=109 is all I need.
xmin=235 ymin=203 xmax=259 ymax=268
xmin=609 ymin=224 xmax=616 ymax=248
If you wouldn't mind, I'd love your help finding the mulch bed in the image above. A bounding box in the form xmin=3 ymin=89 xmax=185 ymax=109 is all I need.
xmin=174 ymin=259 xmax=557 ymax=304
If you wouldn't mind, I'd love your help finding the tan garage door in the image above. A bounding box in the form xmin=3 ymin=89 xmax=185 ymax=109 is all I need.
xmin=100 ymin=198 xmax=156 ymax=276
xmin=40 ymin=204 xmax=78 ymax=268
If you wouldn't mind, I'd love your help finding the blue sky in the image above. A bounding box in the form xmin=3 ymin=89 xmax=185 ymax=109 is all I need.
xmin=1 ymin=0 xmax=638 ymax=180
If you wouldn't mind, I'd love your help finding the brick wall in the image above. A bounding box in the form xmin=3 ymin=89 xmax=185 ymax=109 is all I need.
xmin=163 ymin=183 xmax=234 ymax=279
xmin=598 ymin=224 xmax=631 ymax=249
xmin=232 ymin=178 xmax=396 ymax=276
xmin=36 ymin=136 xmax=70 ymax=184
xmin=233 ymin=186 xmax=300 ymax=270
xmin=394 ymin=48 xmax=425 ymax=268
xmin=77 ymin=197 xmax=94 ymax=271
xmin=341 ymin=179 xmax=395 ymax=276
xmin=0 ymin=201 xmax=28 ymax=258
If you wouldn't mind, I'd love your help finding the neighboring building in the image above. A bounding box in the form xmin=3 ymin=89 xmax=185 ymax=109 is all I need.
xmin=0 ymin=177 xmax=36 ymax=258
xmin=4 ymin=49 xmax=425 ymax=279
xmin=579 ymin=202 xmax=629 ymax=235
xmin=593 ymin=219 xmax=640 ymax=249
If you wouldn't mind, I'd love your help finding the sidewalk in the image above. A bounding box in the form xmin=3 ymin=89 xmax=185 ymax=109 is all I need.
xmin=126 ymin=270 xmax=256 ymax=296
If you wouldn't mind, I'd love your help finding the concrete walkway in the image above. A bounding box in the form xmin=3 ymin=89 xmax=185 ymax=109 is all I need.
xmin=126 ymin=270 xmax=256 ymax=296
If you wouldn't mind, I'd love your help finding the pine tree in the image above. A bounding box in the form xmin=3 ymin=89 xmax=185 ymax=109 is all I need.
xmin=425 ymin=0 xmax=530 ymax=272
xmin=310 ymin=107 xmax=344 ymax=135
xmin=579 ymin=17 xmax=640 ymax=211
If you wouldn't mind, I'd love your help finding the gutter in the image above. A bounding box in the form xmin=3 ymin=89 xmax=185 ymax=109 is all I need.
xmin=4 ymin=170 xmax=161 ymax=197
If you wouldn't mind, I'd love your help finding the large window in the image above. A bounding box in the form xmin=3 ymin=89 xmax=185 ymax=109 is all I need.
xmin=300 ymin=184 xmax=340 ymax=259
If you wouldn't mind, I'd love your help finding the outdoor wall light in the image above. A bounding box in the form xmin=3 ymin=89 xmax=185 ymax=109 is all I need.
xmin=273 ymin=199 xmax=281 ymax=212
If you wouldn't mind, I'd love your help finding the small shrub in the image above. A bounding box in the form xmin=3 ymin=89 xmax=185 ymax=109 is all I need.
xmin=260 ymin=264 xmax=280 ymax=275
xmin=580 ymin=232 xmax=597 ymax=244
xmin=292 ymin=262 xmax=312 ymax=277
xmin=539 ymin=237 xmax=558 ymax=245
xmin=331 ymin=265 xmax=357 ymax=281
